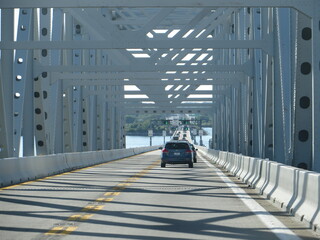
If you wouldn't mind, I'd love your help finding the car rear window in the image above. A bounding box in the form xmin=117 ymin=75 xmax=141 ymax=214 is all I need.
xmin=165 ymin=143 xmax=189 ymax=149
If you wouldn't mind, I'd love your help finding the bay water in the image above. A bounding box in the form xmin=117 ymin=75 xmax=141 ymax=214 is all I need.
xmin=126 ymin=127 xmax=212 ymax=148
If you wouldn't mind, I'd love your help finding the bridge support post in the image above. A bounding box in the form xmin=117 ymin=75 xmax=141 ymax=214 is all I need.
xmin=0 ymin=10 xmax=14 ymax=158
xmin=312 ymin=5 xmax=320 ymax=171
xmin=292 ymin=12 xmax=313 ymax=170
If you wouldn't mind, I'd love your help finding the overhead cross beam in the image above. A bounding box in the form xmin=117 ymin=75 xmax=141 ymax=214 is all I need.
xmin=36 ymin=62 xmax=253 ymax=76
xmin=0 ymin=39 xmax=272 ymax=53
xmin=0 ymin=0 xmax=314 ymax=15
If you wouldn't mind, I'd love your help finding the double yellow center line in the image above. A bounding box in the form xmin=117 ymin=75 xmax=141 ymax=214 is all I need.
xmin=45 ymin=160 xmax=160 ymax=236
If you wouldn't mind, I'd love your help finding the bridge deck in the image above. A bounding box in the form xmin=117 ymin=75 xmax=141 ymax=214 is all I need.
xmin=0 ymin=151 xmax=318 ymax=240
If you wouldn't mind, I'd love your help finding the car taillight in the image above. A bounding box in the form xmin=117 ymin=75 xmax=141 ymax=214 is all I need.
xmin=162 ymin=148 xmax=169 ymax=153
xmin=186 ymin=149 xmax=193 ymax=153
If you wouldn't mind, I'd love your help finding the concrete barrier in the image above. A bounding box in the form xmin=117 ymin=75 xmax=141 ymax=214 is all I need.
xmin=200 ymin=148 xmax=320 ymax=232
xmin=237 ymin=156 xmax=251 ymax=180
xmin=261 ymin=163 xmax=298 ymax=210
xmin=290 ymin=171 xmax=320 ymax=229
xmin=245 ymin=158 xmax=262 ymax=186
xmin=230 ymin=154 xmax=242 ymax=175
xmin=0 ymin=146 xmax=159 ymax=188
xmin=218 ymin=151 xmax=229 ymax=168
xmin=223 ymin=152 xmax=232 ymax=171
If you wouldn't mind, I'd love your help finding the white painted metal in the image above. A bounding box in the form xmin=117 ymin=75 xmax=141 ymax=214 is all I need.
xmin=311 ymin=4 xmax=320 ymax=171
xmin=0 ymin=2 xmax=319 ymax=172
xmin=292 ymin=12 xmax=313 ymax=170
xmin=0 ymin=9 xmax=14 ymax=158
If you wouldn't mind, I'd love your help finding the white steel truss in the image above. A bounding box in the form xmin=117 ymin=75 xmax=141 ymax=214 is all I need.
xmin=0 ymin=1 xmax=320 ymax=172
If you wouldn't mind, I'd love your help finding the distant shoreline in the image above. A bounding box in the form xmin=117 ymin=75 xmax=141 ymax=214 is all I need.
xmin=126 ymin=129 xmax=209 ymax=136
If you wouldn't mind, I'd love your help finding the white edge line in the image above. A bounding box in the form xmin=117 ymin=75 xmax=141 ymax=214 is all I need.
xmin=201 ymin=156 xmax=303 ymax=240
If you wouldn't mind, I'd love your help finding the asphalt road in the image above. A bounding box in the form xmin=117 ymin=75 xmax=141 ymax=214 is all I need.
xmin=0 ymin=150 xmax=319 ymax=240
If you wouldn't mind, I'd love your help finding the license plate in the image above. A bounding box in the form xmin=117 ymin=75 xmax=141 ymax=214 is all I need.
xmin=174 ymin=153 xmax=180 ymax=156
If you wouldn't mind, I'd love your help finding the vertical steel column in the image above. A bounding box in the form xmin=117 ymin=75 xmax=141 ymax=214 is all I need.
xmin=51 ymin=9 xmax=64 ymax=154
xmin=233 ymin=85 xmax=240 ymax=153
xmin=218 ymin=100 xmax=223 ymax=150
xmin=81 ymin=35 xmax=90 ymax=152
xmin=229 ymin=86 xmax=237 ymax=152
xmin=0 ymin=9 xmax=14 ymax=158
xmin=88 ymin=51 xmax=98 ymax=151
xmin=292 ymin=12 xmax=312 ymax=170
xmin=90 ymin=50 xmax=101 ymax=150
xmin=121 ymin=113 xmax=126 ymax=148
xmin=222 ymin=94 xmax=227 ymax=151
xmin=100 ymin=94 xmax=107 ymax=150
xmin=115 ymin=103 xmax=121 ymax=149
xmin=264 ymin=53 xmax=274 ymax=160
xmin=72 ymin=21 xmax=83 ymax=152
xmin=12 ymin=9 xmax=32 ymax=157
xmin=105 ymin=86 xmax=114 ymax=150
xmin=81 ymin=90 xmax=89 ymax=152
xmin=239 ymin=83 xmax=247 ymax=154
xmin=116 ymin=85 xmax=125 ymax=149
xmin=62 ymin=13 xmax=73 ymax=153
xmin=252 ymin=8 xmax=263 ymax=158
xmin=277 ymin=8 xmax=292 ymax=165
xmin=219 ymin=95 xmax=224 ymax=151
xmin=96 ymin=94 xmax=102 ymax=151
xmin=72 ymin=84 xmax=83 ymax=152
xmin=211 ymin=109 xmax=217 ymax=149
xmin=109 ymin=103 xmax=117 ymax=149
xmin=267 ymin=8 xmax=293 ymax=165
xmin=33 ymin=8 xmax=52 ymax=155
xmin=312 ymin=4 xmax=320 ymax=171
xmin=272 ymin=8 xmax=286 ymax=164
xmin=237 ymin=84 xmax=243 ymax=153
xmin=62 ymin=86 xmax=73 ymax=152
xmin=89 ymin=92 xmax=98 ymax=151
xmin=246 ymin=8 xmax=254 ymax=157
xmin=213 ymin=102 xmax=219 ymax=150
xmin=263 ymin=8 xmax=274 ymax=160
xmin=22 ymin=19 xmax=35 ymax=157
xmin=113 ymin=85 xmax=122 ymax=149
xmin=247 ymin=78 xmax=253 ymax=156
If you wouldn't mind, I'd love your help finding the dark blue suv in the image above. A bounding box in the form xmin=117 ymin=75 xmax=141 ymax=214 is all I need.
xmin=160 ymin=141 xmax=194 ymax=168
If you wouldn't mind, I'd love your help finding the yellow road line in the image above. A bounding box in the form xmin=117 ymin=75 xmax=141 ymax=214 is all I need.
xmin=127 ymin=177 xmax=139 ymax=182
xmin=45 ymin=226 xmax=78 ymax=235
xmin=61 ymin=226 xmax=78 ymax=235
xmin=80 ymin=214 xmax=94 ymax=221
xmin=118 ymin=183 xmax=131 ymax=187
xmin=81 ymin=205 xmax=104 ymax=212
xmin=104 ymin=192 xmax=120 ymax=196
xmin=45 ymin=226 xmax=65 ymax=235
xmin=96 ymin=197 xmax=113 ymax=202
xmin=41 ymin=159 xmax=160 ymax=236
xmin=67 ymin=214 xmax=94 ymax=221
xmin=67 ymin=215 xmax=82 ymax=221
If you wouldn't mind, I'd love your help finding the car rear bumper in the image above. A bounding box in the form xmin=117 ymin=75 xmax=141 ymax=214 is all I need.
xmin=161 ymin=158 xmax=193 ymax=164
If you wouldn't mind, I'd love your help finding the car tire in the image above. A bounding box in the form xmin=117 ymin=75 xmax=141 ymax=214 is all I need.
xmin=189 ymin=163 xmax=193 ymax=168
xmin=161 ymin=163 xmax=166 ymax=168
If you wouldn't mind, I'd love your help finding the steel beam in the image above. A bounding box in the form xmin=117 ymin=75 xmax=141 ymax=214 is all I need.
xmin=0 ymin=0 xmax=314 ymax=16
xmin=35 ymin=62 xmax=253 ymax=75
xmin=312 ymin=5 xmax=320 ymax=171
xmin=0 ymin=9 xmax=14 ymax=158
xmin=292 ymin=12 xmax=312 ymax=170
xmin=0 ymin=40 xmax=272 ymax=52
